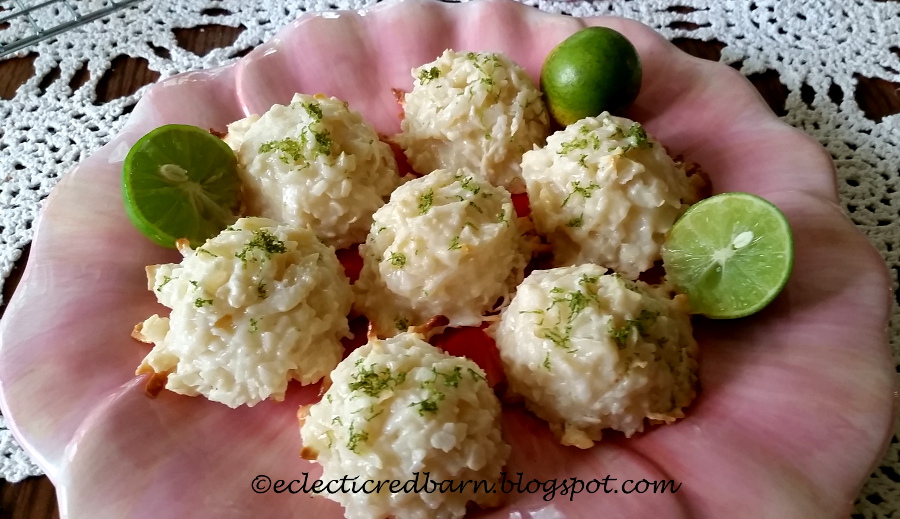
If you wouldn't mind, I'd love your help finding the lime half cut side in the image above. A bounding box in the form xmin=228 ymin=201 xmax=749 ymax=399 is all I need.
xmin=661 ymin=192 xmax=794 ymax=319
xmin=122 ymin=124 xmax=241 ymax=248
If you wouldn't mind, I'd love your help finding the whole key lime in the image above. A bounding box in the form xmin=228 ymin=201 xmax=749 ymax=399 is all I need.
xmin=541 ymin=26 xmax=642 ymax=126
xmin=122 ymin=124 xmax=241 ymax=248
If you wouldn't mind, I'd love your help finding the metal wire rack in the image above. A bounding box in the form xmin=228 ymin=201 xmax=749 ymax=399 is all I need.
xmin=0 ymin=0 xmax=145 ymax=58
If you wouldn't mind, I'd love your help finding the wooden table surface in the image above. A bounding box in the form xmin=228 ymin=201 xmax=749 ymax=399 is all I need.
xmin=0 ymin=23 xmax=898 ymax=519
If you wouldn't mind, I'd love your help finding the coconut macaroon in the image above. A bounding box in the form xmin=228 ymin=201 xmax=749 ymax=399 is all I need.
xmin=491 ymin=264 xmax=698 ymax=449
xmin=354 ymin=168 xmax=529 ymax=337
xmin=299 ymin=332 xmax=509 ymax=519
xmin=522 ymin=114 xmax=697 ymax=279
xmin=133 ymin=217 xmax=353 ymax=408
xmin=224 ymin=93 xmax=405 ymax=249
xmin=396 ymin=50 xmax=550 ymax=193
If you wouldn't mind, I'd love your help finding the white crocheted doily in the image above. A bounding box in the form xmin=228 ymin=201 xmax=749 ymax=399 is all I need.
xmin=0 ymin=0 xmax=898 ymax=515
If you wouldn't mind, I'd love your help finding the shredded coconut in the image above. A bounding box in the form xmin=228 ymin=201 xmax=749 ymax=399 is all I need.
xmin=227 ymin=94 xmax=406 ymax=249
xmin=491 ymin=264 xmax=699 ymax=448
xmin=522 ymin=114 xmax=694 ymax=279
xmin=300 ymin=332 xmax=509 ymax=519
xmin=396 ymin=49 xmax=550 ymax=193
xmin=354 ymin=169 xmax=529 ymax=336
xmin=135 ymin=217 xmax=353 ymax=408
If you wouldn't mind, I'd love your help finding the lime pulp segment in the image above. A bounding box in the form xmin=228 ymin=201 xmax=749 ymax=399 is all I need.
xmin=122 ymin=124 xmax=241 ymax=248
xmin=661 ymin=192 xmax=794 ymax=319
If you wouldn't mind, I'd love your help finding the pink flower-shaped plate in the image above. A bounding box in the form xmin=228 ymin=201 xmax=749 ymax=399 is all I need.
xmin=0 ymin=0 xmax=895 ymax=517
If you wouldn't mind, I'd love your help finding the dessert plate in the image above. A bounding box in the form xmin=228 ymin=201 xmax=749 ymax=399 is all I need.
xmin=0 ymin=0 xmax=895 ymax=517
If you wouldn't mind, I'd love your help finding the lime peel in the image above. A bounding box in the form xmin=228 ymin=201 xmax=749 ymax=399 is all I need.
xmin=540 ymin=26 xmax=643 ymax=127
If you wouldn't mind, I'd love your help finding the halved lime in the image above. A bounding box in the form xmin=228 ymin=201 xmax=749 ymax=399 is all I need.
xmin=122 ymin=124 xmax=241 ymax=248
xmin=661 ymin=193 xmax=794 ymax=319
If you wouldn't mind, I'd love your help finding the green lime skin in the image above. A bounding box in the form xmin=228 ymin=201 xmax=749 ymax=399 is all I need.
xmin=541 ymin=26 xmax=642 ymax=127
xmin=122 ymin=124 xmax=241 ymax=248
xmin=661 ymin=193 xmax=794 ymax=319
